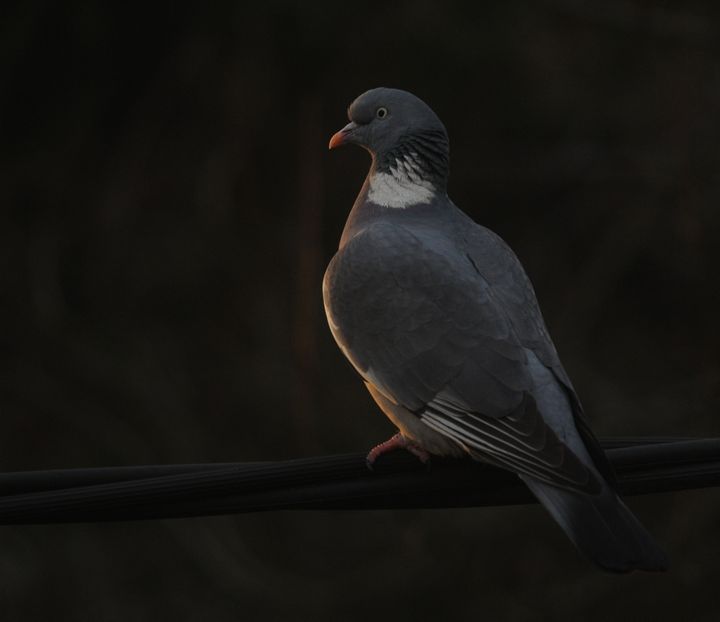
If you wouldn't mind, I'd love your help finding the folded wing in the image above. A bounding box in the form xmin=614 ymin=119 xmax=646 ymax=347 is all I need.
xmin=323 ymin=220 xmax=599 ymax=491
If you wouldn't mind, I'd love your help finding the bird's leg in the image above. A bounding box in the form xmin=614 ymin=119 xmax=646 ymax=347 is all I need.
xmin=366 ymin=433 xmax=431 ymax=469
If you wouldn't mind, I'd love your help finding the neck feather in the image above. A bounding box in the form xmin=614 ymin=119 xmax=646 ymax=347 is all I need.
xmin=368 ymin=129 xmax=449 ymax=209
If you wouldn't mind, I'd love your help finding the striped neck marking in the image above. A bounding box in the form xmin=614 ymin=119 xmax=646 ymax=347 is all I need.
xmin=368 ymin=154 xmax=436 ymax=209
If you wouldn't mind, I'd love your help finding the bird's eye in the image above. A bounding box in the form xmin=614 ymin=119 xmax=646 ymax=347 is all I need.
xmin=376 ymin=107 xmax=388 ymax=119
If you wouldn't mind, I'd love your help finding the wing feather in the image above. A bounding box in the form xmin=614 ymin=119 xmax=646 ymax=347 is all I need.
xmin=421 ymin=395 xmax=601 ymax=493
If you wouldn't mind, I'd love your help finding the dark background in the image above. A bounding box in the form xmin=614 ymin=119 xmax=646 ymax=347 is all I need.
xmin=1 ymin=2 xmax=719 ymax=620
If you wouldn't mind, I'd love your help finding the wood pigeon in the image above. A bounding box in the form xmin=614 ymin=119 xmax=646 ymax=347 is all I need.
xmin=323 ymin=87 xmax=668 ymax=573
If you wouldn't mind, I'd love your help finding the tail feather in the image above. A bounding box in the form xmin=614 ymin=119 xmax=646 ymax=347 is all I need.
xmin=521 ymin=476 xmax=668 ymax=573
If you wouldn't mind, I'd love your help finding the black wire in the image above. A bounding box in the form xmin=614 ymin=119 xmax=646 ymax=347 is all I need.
xmin=0 ymin=436 xmax=696 ymax=494
xmin=0 ymin=438 xmax=717 ymax=525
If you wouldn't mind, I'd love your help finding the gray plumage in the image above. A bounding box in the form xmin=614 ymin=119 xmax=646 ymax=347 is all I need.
xmin=324 ymin=87 xmax=667 ymax=572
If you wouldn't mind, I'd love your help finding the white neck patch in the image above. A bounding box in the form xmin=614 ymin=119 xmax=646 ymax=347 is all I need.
xmin=367 ymin=154 xmax=436 ymax=209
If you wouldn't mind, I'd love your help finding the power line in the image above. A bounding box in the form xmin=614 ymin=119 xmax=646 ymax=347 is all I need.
xmin=0 ymin=438 xmax=717 ymax=525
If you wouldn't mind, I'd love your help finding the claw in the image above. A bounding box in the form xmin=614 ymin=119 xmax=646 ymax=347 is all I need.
xmin=366 ymin=433 xmax=431 ymax=468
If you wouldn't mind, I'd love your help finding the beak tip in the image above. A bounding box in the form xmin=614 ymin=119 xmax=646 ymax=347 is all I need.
xmin=328 ymin=131 xmax=344 ymax=151
xmin=329 ymin=122 xmax=357 ymax=151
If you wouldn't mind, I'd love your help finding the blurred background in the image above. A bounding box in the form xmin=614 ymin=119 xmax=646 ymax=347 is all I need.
xmin=1 ymin=1 xmax=719 ymax=620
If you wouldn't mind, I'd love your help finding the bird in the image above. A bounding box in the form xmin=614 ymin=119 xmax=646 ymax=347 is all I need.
xmin=323 ymin=87 xmax=667 ymax=573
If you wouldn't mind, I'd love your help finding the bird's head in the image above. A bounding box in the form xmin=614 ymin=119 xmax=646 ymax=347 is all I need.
xmin=329 ymin=88 xmax=450 ymax=188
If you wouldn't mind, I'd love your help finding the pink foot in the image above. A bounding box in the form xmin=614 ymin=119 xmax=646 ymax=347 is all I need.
xmin=366 ymin=433 xmax=431 ymax=468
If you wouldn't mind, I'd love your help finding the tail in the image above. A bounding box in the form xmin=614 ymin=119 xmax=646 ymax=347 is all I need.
xmin=521 ymin=476 xmax=668 ymax=573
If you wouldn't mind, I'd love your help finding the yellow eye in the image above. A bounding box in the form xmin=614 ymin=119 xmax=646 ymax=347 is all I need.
xmin=376 ymin=107 xmax=388 ymax=119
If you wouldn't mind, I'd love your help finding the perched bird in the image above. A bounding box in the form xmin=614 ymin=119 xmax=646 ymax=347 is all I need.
xmin=323 ymin=87 xmax=667 ymax=573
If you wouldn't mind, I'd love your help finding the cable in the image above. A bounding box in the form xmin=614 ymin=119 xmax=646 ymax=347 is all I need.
xmin=0 ymin=438 xmax=717 ymax=525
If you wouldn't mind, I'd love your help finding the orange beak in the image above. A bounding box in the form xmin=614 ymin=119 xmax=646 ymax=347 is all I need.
xmin=328 ymin=122 xmax=358 ymax=150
